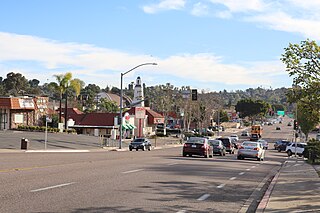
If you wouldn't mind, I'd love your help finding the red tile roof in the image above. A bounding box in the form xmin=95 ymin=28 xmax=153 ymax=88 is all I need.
xmin=69 ymin=113 xmax=118 ymax=126
xmin=0 ymin=97 xmax=35 ymax=109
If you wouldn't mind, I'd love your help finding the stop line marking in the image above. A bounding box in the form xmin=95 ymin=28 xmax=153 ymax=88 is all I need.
xmin=197 ymin=193 xmax=210 ymax=201
xmin=217 ymin=184 xmax=225 ymax=188
xmin=31 ymin=182 xmax=76 ymax=192
xmin=122 ymin=169 xmax=144 ymax=174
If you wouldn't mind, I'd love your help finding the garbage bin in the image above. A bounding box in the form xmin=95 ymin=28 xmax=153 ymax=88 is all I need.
xmin=21 ymin=138 xmax=29 ymax=150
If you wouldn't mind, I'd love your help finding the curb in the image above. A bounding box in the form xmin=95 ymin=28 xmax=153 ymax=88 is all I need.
xmin=256 ymin=160 xmax=288 ymax=212
xmin=25 ymin=150 xmax=90 ymax=153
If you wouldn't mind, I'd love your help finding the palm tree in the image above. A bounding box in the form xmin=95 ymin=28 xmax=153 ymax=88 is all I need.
xmin=54 ymin=72 xmax=73 ymax=125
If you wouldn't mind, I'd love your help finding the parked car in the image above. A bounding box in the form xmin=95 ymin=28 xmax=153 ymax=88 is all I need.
xmin=250 ymin=133 xmax=259 ymax=141
xmin=129 ymin=138 xmax=152 ymax=151
xmin=241 ymin=131 xmax=249 ymax=136
xmin=274 ymin=140 xmax=291 ymax=152
xmin=258 ymin=139 xmax=269 ymax=150
xmin=237 ymin=141 xmax=265 ymax=161
xmin=208 ymin=139 xmax=226 ymax=156
xmin=286 ymin=142 xmax=307 ymax=157
xmin=216 ymin=137 xmax=235 ymax=154
xmin=183 ymin=137 xmax=213 ymax=158
xmin=276 ymin=126 xmax=281 ymax=130
xmin=316 ymin=133 xmax=320 ymax=141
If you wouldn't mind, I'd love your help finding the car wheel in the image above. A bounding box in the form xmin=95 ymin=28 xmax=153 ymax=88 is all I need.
xmin=129 ymin=148 xmax=132 ymax=151
xmin=278 ymin=148 xmax=281 ymax=152
xmin=183 ymin=152 xmax=187 ymax=157
xmin=142 ymin=146 xmax=145 ymax=151
xmin=148 ymin=146 xmax=151 ymax=151
xmin=257 ymin=157 xmax=261 ymax=161
xmin=237 ymin=156 xmax=242 ymax=160
xmin=136 ymin=148 xmax=138 ymax=151
xmin=287 ymin=150 xmax=292 ymax=156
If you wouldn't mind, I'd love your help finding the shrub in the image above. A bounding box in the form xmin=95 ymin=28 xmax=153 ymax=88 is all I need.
xmin=305 ymin=139 xmax=320 ymax=164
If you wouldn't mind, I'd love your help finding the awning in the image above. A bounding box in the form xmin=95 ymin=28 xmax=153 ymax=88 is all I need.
xmin=127 ymin=124 xmax=137 ymax=130
xmin=122 ymin=124 xmax=129 ymax=130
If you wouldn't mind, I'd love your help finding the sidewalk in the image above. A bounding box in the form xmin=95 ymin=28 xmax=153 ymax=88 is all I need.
xmin=258 ymin=158 xmax=320 ymax=212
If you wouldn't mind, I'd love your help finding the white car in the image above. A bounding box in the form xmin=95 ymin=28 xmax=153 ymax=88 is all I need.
xmin=258 ymin=139 xmax=268 ymax=150
xmin=230 ymin=135 xmax=239 ymax=141
xmin=285 ymin=142 xmax=307 ymax=157
xmin=237 ymin=141 xmax=265 ymax=161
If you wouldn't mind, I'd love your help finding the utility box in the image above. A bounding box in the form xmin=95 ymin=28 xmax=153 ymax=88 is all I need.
xmin=21 ymin=138 xmax=29 ymax=150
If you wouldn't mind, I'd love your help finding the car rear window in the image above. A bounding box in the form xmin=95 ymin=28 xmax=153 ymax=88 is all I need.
xmin=209 ymin=140 xmax=220 ymax=145
xmin=134 ymin=138 xmax=144 ymax=142
xmin=242 ymin=142 xmax=258 ymax=147
xmin=188 ymin=138 xmax=205 ymax=144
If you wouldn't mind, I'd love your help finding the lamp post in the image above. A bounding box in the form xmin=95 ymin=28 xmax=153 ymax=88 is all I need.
xmin=119 ymin=62 xmax=157 ymax=149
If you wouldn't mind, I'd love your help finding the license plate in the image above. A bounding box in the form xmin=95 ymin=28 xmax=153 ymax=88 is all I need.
xmin=192 ymin=145 xmax=197 ymax=148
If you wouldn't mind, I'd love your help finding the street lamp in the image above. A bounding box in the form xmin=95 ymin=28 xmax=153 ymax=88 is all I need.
xmin=119 ymin=62 xmax=157 ymax=149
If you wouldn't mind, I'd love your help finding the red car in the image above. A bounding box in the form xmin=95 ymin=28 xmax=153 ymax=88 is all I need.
xmin=183 ymin=137 xmax=213 ymax=158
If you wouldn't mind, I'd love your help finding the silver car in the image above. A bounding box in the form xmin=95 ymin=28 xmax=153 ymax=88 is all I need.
xmin=237 ymin=141 xmax=265 ymax=161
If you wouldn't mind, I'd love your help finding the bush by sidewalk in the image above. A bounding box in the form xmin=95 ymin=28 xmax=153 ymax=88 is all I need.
xmin=304 ymin=139 xmax=320 ymax=164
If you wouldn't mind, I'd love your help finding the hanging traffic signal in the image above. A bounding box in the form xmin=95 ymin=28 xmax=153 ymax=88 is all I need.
xmin=293 ymin=119 xmax=298 ymax=130
xmin=191 ymin=89 xmax=197 ymax=101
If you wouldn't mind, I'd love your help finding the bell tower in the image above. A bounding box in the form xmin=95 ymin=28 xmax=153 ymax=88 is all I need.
xmin=133 ymin=76 xmax=144 ymax=107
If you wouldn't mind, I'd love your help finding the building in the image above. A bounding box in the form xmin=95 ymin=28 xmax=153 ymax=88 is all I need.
xmin=0 ymin=96 xmax=50 ymax=130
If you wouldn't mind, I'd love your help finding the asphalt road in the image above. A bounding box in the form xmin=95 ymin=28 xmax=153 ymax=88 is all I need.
xmin=0 ymin=117 xmax=299 ymax=212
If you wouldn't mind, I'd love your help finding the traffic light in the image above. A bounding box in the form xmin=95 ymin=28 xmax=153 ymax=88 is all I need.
xmin=191 ymin=89 xmax=197 ymax=101
xmin=293 ymin=119 xmax=298 ymax=130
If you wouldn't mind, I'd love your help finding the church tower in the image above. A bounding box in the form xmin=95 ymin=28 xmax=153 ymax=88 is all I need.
xmin=132 ymin=76 xmax=144 ymax=107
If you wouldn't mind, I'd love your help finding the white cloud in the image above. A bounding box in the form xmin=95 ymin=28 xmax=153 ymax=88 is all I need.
xmin=0 ymin=32 xmax=287 ymax=90
xmin=209 ymin=0 xmax=267 ymax=13
xmin=142 ymin=0 xmax=186 ymax=14
xmin=191 ymin=2 xmax=209 ymax=17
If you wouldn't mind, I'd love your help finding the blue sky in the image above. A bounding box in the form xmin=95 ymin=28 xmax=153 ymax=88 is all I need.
xmin=0 ymin=0 xmax=319 ymax=92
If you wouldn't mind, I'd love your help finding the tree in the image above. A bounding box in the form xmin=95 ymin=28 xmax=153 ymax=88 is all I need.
xmin=235 ymin=99 xmax=270 ymax=122
xmin=297 ymin=101 xmax=320 ymax=140
xmin=3 ymin=72 xmax=29 ymax=96
xmin=281 ymin=39 xmax=320 ymax=113
xmin=98 ymin=98 xmax=119 ymax=113
xmin=53 ymin=72 xmax=73 ymax=123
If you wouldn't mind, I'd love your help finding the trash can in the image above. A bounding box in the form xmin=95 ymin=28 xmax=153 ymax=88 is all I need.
xmin=21 ymin=138 xmax=29 ymax=150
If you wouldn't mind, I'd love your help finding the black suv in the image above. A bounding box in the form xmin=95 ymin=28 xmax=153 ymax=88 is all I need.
xmin=129 ymin=138 xmax=152 ymax=151
xmin=274 ymin=140 xmax=290 ymax=152
xmin=216 ymin=137 xmax=235 ymax=154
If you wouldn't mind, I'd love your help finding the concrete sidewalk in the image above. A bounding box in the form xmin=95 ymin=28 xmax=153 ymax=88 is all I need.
xmin=258 ymin=158 xmax=320 ymax=212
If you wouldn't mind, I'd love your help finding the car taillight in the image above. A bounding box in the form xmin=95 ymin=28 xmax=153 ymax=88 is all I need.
xmin=184 ymin=144 xmax=189 ymax=147
xmin=253 ymin=147 xmax=260 ymax=151
xmin=239 ymin=146 xmax=244 ymax=149
xmin=201 ymin=144 xmax=207 ymax=149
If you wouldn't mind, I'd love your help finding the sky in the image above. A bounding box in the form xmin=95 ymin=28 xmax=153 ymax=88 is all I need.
xmin=0 ymin=0 xmax=319 ymax=92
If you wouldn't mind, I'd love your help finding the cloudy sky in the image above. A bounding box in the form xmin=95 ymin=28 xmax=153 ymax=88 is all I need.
xmin=0 ymin=0 xmax=319 ymax=91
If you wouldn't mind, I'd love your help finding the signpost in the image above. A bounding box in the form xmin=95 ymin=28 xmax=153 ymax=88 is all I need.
xmin=45 ymin=116 xmax=52 ymax=150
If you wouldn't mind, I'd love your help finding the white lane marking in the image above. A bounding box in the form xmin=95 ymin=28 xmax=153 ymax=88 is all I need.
xmin=122 ymin=169 xmax=144 ymax=174
xmin=217 ymin=184 xmax=225 ymax=188
xmin=246 ymin=168 xmax=251 ymax=171
xmin=239 ymin=172 xmax=245 ymax=175
xmin=31 ymin=182 xmax=76 ymax=192
xmin=167 ymin=163 xmax=178 ymax=166
xmin=251 ymin=166 xmax=256 ymax=168
xmin=197 ymin=194 xmax=210 ymax=201
xmin=177 ymin=210 xmax=186 ymax=213
xmin=230 ymin=177 xmax=237 ymax=180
